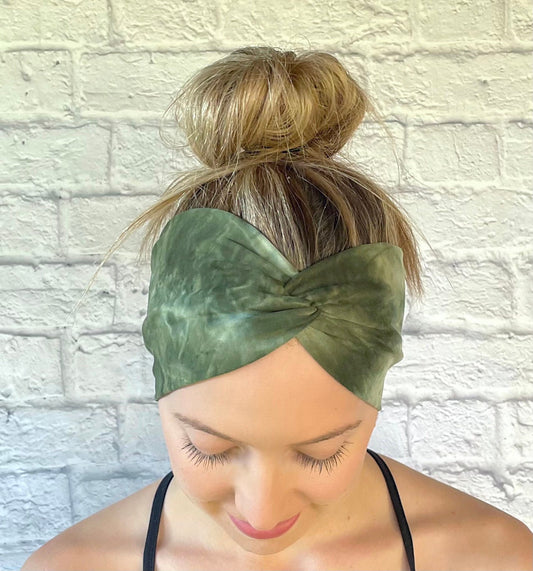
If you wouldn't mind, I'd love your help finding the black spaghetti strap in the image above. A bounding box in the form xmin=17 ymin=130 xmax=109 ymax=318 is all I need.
xmin=367 ymin=449 xmax=416 ymax=571
xmin=143 ymin=471 xmax=174 ymax=571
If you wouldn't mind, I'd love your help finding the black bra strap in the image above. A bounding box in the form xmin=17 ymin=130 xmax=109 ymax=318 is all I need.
xmin=143 ymin=471 xmax=174 ymax=571
xmin=367 ymin=449 xmax=416 ymax=571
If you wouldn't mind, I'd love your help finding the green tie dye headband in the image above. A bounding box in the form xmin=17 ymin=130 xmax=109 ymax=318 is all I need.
xmin=141 ymin=208 xmax=406 ymax=411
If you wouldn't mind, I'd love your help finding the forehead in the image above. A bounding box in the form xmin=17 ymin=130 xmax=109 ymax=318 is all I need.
xmin=160 ymin=338 xmax=365 ymax=423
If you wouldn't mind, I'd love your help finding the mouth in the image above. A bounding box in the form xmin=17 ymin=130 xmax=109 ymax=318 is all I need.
xmin=228 ymin=512 xmax=300 ymax=539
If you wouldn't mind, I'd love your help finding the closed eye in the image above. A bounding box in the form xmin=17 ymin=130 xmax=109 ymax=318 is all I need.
xmin=180 ymin=437 xmax=352 ymax=476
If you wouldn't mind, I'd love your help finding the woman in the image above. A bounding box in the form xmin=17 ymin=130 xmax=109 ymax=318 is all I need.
xmin=22 ymin=46 xmax=532 ymax=571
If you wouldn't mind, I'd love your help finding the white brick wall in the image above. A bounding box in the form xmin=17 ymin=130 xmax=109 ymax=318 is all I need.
xmin=1 ymin=0 xmax=532 ymax=567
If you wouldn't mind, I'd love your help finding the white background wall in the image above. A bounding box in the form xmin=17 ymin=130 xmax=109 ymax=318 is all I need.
xmin=1 ymin=0 xmax=532 ymax=568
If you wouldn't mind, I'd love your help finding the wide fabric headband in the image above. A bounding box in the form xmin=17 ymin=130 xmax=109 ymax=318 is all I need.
xmin=141 ymin=208 xmax=406 ymax=411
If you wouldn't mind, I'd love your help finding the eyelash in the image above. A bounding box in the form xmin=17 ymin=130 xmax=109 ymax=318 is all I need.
xmin=180 ymin=437 xmax=352 ymax=476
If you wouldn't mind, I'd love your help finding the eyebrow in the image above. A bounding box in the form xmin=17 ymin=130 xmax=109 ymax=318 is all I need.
xmin=172 ymin=412 xmax=362 ymax=446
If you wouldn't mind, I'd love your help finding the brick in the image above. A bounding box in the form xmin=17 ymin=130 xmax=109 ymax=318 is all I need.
xmin=0 ymin=0 xmax=108 ymax=43
xmin=66 ymin=195 xmax=156 ymax=258
xmin=369 ymin=53 xmax=533 ymax=120
xmin=516 ymin=255 xmax=533 ymax=327
xmin=344 ymin=121 xmax=405 ymax=189
xmin=0 ymin=334 xmax=62 ymax=400
xmin=0 ymin=406 xmax=118 ymax=466
xmin=501 ymin=122 xmax=533 ymax=183
xmin=397 ymin=333 xmax=533 ymax=394
xmin=0 ymin=51 xmax=71 ymax=114
xmin=111 ymin=124 xmax=175 ymax=189
xmin=0 ymin=125 xmax=109 ymax=188
xmin=418 ymin=0 xmax=505 ymax=42
xmin=114 ymin=261 xmax=151 ymax=328
xmin=511 ymin=0 xmax=533 ymax=41
xmin=369 ymin=402 xmax=409 ymax=455
xmin=500 ymin=400 xmax=533 ymax=462
xmin=0 ymin=471 xmax=71 ymax=543
xmin=418 ymin=256 xmax=513 ymax=322
xmin=72 ymin=333 xmax=153 ymax=400
xmin=0 ymin=264 xmax=115 ymax=328
xmin=79 ymin=51 xmax=217 ymax=113
xmin=405 ymin=123 xmax=499 ymax=182
xmin=120 ymin=403 xmax=168 ymax=464
xmin=0 ymin=195 xmax=59 ymax=257
xmin=113 ymin=0 xmax=410 ymax=45
xmin=411 ymin=400 xmax=497 ymax=459
xmin=399 ymin=188 xmax=533 ymax=249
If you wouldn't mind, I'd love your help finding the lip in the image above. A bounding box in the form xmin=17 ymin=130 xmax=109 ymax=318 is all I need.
xmin=228 ymin=512 xmax=300 ymax=539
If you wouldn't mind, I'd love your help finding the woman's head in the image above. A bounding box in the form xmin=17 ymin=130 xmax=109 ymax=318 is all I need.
xmin=77 ymin=44 xmax=426 ymax=558
xmin=158 ymin=337 xmax=379 ymax=559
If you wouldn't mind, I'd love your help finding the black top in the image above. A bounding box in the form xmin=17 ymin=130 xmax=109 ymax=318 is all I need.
xmin=143 ymin=448 xmax=416 ymax=571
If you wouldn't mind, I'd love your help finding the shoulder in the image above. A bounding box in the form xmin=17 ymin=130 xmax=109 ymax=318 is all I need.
xmin=21 ymin=476 xmax=163 ymax=571
xmin=441 ymin=505 xmax=533 ymax=570
xmin=20 ymin=528 xmax=104 ymax=571
xmin=379 ymin=453 xmax=533 ymax=570
xmin=472 ymin=512 xmax=533 ymax=570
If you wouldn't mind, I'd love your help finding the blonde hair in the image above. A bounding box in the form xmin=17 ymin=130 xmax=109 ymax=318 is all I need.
xmin=73 ymin=46 xmax=426 ymax=316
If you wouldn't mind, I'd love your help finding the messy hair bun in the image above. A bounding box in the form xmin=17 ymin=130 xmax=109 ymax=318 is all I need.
xmin=175 ymin=47 xmax=369 ymax=168
xmin=74 ymin=46 xmax=425 ymax=315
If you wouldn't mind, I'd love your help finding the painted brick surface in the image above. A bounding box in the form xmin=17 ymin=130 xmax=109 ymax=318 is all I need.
xmin=1 ymin=0 xmax=532 ymax=568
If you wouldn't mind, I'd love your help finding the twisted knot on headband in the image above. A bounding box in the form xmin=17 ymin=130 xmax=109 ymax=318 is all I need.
xmin=141 ymin=208 xmax=406 ymax=411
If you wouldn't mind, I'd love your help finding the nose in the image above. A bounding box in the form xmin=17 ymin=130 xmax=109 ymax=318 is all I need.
xmin=233 ymin=453 xmax=295 ymax=530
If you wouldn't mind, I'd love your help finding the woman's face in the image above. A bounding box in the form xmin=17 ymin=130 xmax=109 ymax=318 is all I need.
xmin=158 ymin=338 xmax=378 ymax=565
